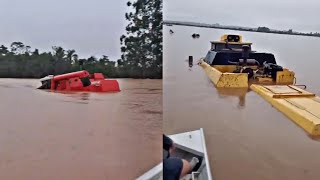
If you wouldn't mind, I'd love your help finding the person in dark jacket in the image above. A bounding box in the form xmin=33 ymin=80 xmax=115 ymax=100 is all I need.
xmin=163 ymin=135 xmax=199 ymax=180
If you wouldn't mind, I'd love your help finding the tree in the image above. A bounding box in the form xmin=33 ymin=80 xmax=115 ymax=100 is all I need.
xmin=87 ymin=56 xmax=96 ymax=64
xmin=99 ymin=55 xmax=109 ymax=65
xmin=0 ymin=45 xmax=9 ymax=55
xmin=72 ymin=53 xmax=79 ymax=64
xmin=10 ymin=42 xmax=25 ymax=54
xmin=66 ymin=49 xmax=76 ymax=64
xmin=257 ymin=27 xmax=270 ymax=32
xmin=51 ymin=46 xmax=70 ymax=74
xmin=33 ymin=49 xmax=39 ymax=55
xmin=120 ymin=0 xmax=162 ymax=78
xmin=25 ymin=46 xmax=31 ymax=55
xmin=52 ymin=46 xmax=65 ymax=60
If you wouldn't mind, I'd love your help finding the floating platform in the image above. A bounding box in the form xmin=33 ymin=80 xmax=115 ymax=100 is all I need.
xmin=251 ymin=84 xmax=320 ymax=135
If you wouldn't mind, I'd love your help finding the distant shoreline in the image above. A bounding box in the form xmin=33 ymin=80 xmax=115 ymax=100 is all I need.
xmin=0 ymin=77 xmax=162 ymax=80
xmin=163 ymin=20 xmax=320 ymax=38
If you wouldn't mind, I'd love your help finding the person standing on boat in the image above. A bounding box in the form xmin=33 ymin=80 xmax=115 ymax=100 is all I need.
xmin=163 ymin=135 xmax=199 ymax=180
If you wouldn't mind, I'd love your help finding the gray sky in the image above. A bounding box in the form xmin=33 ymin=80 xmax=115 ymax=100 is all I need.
xmin=164 ymin=0 xmax=320 ymax=33
xmin=0 ymin=0 xmax=129 ymax=60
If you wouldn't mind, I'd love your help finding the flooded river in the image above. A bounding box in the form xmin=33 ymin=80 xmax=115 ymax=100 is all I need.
xmin=163 ymin=25 xmax=320 ymax=180
xmin=0 ymin=78 xmax=162 ymax=180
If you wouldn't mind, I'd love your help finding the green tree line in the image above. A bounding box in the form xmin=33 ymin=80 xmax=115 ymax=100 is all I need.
xmin=0 ymin=43 xmax=132 ymax=78
xmin=0 ymin=0 xmax=162 ymax=79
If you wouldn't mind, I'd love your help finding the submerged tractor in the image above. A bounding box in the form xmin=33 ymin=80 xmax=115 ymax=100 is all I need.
xmin=199 ymin=34 xmax=295 ymax=88
xmin=38 ymin=70 xmax=120 ymax=92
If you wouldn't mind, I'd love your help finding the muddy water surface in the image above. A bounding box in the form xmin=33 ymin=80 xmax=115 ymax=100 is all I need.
xmin=0 ymin=78 xmax=162 ymax=180
xmin=164 ymin=25 xmax=320 ymax=180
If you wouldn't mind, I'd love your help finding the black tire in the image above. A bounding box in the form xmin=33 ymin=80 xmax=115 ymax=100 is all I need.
xmin=242 ymin=68 xmax=254 ymax=79
xmin=80 ymin=76 xmax=91 ymax=87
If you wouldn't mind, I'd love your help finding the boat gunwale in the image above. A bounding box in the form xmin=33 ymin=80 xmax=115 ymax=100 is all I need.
xmin=136 ymin=128 xmax=213 ymax=180
xmin=200 ymin=128 xmax=213 ymax=180
xmin=136 ymin=162 xmax=163 ymax=180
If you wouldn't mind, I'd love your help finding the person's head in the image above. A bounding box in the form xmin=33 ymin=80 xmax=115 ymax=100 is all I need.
xmin=163 ymin=134 xmax=174 ymax=159
xmin=163 ymin=135 xmax=173 ymax=150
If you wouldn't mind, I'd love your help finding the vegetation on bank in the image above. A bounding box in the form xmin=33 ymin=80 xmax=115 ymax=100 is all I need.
xmin=0 ymin=44 xmax=121 ymax=78
xmin=0 ymin=0 xmax=162 ymax=79
xmin=256 ymin=26 xmax=320 ymax=37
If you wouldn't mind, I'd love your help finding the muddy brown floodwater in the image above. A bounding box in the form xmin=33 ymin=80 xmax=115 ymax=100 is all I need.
xmin=164 ymin=25 xmax=320 ymax=180
xmin=0 ymin=78 xmax=162 ymax=180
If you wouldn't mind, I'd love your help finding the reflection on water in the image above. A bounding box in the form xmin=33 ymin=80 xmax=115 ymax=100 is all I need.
xmin=164 ymin=25 xmax=320 ymax=180
xmin=0 ymin=78 xmax=162 ymax=180
xmin=216 ymin=88 xmax=250 ymax=108
xmin=50 ymin=91 xmax=92 ymax=104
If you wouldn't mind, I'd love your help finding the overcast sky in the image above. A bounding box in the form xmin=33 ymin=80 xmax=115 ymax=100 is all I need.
xmin=0 ymin=0 xmax=128 ymax=60
xmin=164 ymin=0 xmax=320 ymax=33
xmin=1 ymin=0 xmax=318 ymax=60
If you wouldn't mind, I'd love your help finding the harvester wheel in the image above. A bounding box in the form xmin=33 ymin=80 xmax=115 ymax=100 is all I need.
xmin=242 ymin=68 xmax=254 ymax=79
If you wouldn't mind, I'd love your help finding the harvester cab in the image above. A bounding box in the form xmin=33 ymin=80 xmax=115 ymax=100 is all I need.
xmin=199 ymin=34 xmax=295 ymax=87
xmin=38 ymin=75 xmax=54 ymax=89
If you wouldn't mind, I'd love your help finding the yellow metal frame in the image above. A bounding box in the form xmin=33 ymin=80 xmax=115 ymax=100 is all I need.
xmin=220 ymin=34 xmax=243 ymax=43
xmin=213 ymin=65 xmax=258 ymax=73
xmin=251 ymin=84 xmax=320 ymax=135
xmin=199 ymin=59 xmax=248 ymax=88
xmin=276 ymin=69 xmax=295 ymax=84
xmin=199 ymin=59 xmax=295 ymax=88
